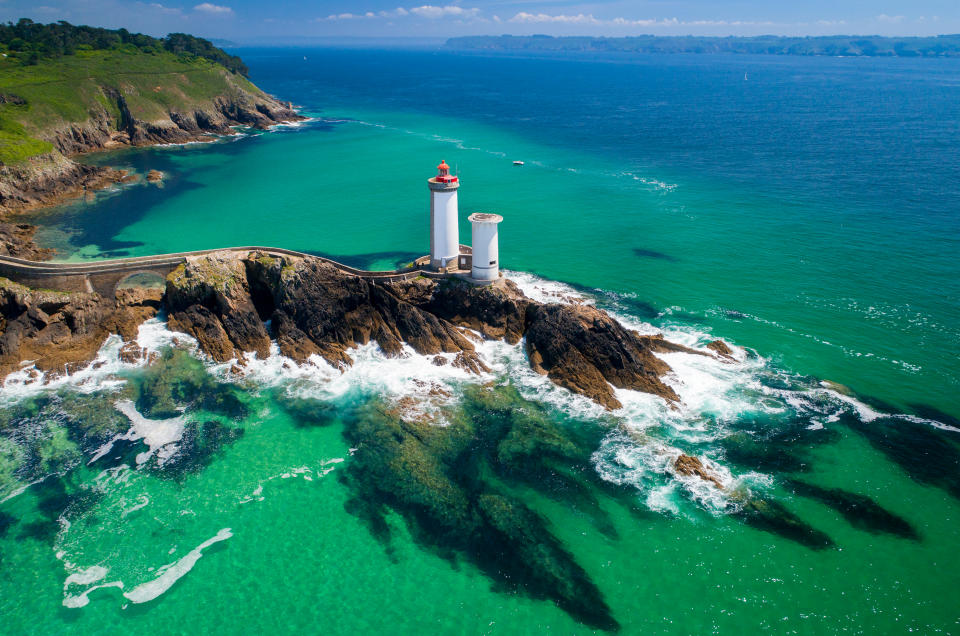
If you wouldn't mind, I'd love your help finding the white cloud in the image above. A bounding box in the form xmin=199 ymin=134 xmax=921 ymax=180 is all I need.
xmin=510 ymin=12 xmax=599 ymax=24
xmin=193 ymin=3 xmax=233 ymax=15
xmin=148 ymin=2 xmax=183 ymax=15
xmin=324 ymin=4 xmax=480 ymax=21
xmin=876 ymin=14 xmax=905 ymax=23
xmin=409 ymin=5 xmax=480 ymax=19
xmin=507 ymin=13 xmax=794 ymax=29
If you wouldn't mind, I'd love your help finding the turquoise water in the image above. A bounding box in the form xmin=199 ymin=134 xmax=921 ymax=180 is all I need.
xmin=2 ymin=49 xmax=959 ymax=634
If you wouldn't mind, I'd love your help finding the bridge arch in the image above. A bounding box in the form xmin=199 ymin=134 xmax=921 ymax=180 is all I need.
xmin=114 ymin=270 xmax=168 ymax=296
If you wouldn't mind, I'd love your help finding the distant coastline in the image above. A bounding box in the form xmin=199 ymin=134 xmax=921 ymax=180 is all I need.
xmin=446 ymin=34 xmax=960 ymax=57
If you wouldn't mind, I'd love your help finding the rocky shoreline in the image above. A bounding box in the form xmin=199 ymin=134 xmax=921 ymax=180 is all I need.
xmin=0 ymin=235 xmax=735 ymax=409
xmin=0 ymin=92 xmax=303 ymax=216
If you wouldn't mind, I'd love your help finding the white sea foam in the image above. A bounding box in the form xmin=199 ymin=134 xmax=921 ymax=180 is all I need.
xmin=238 ymin=461 xmax=344 ymax=504
xmin=62 ymin=566 xmax=124 ymax=609
xmin=0 ymin=317 xmax=195 ymax=406
xmin=122 ymin=528 xmax=233 ymax=604
xmin=91 ymin=400 xmax=187 ymax=467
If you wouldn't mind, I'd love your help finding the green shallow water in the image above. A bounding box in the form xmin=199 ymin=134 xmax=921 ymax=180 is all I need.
xmin=1 ymin=365 xmax=958 ymax=635
xmin=3 ymin=49 xmax=960 ymax=634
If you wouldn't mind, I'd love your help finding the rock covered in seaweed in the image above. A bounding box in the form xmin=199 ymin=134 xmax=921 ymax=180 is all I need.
xmin=340 ymin=385 xmax=620 ymax=631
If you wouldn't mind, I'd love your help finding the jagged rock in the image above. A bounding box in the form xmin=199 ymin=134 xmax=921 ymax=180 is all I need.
xmin=0 ymin=225 xmax=692 ymax=410
xmin=0 ymin=153 xmax=130 ymax=216
xmin=146 ymin=170 xmax=164 ymax=183
xmin=0 ymin=279 xmax=162 ymax=377
xmin=164 ymin=252 xmax=271 ymax=362
xmin=706 ymin=339 xmax=735 ymax=361
xmin=523 ymin=303 xmax=678 ymax=409
xmin=118 ymin=341 xmax=147 ymax=364
xmin=158 ymin=251 xmax=689 ymax=409
xmin=707 ymin=339 xmax=733 ymax=355
xmin=674 ymin=454 xmax=725 ymax=489
xmin=0 ymin=223 xmax=55 ymax=261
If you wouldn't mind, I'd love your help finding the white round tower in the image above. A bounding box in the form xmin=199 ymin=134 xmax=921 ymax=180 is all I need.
xmin=468 ymin=212 xmax=503 ymax=281
xmin=428 ymin=160 xmax=460 ymax=270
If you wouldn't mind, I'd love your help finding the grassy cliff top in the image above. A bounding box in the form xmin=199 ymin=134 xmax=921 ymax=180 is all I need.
xmin=0 ymin=20 xmax=264 ymax=165
xmin=0 ymin=48 xmax=262 ymax=164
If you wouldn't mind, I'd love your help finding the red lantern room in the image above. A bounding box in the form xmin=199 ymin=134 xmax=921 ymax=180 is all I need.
xmin=435 ymin=159 xmax=458 ymax=184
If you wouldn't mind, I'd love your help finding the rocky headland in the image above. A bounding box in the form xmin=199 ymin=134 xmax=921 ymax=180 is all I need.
xmin=0 ymin=90 xmax=302 ymax=215
xmin=0 ymin=241 xmax=736 ymax=408
xmin=162 ymin=250 xmax=729 ymax=409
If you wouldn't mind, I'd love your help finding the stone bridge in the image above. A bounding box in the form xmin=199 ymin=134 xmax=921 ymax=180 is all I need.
xmin=0 ymin=245 xmax=476 ymax=298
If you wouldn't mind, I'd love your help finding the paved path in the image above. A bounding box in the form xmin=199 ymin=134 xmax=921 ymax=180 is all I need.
xmin=0 ymin=245 xmax=472 ymax=297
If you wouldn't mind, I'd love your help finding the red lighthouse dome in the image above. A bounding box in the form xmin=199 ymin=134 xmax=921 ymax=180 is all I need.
xmin=434 ymin=160 xmax=457 ymax=183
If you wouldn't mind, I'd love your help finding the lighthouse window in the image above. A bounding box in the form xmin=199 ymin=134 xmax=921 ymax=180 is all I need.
xmin=489 ymin=260 xmax=497 ymax=266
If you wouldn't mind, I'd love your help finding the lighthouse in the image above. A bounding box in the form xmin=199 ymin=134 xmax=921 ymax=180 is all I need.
xmin=428 ymin=160 xmax=460 ymax=270
xmin=468 ymin=212 xmax=503 ymax=281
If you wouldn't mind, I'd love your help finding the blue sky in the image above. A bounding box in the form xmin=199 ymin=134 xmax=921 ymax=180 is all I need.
xmin=2 ymin=0 xmax=958 ymax=40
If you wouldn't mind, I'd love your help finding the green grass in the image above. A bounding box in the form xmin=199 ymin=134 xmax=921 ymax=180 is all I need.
xmin=0 ymin=49 xmax=262 ymax=165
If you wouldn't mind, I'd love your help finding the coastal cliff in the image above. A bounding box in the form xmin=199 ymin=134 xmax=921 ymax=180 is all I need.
xmin=0 ymin=23 xmax=303 ymax=215
xmin=0 ymin=81 xmax=301 ymax=214
xmin=164 ymin=251 xmax=707 ymax=408
xmin=0 ymin=240 xmax=727 ymax=408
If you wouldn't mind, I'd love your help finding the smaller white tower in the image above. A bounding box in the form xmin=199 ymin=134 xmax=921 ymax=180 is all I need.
xmin=468 ymin=213 xmax=503 ymax=281
xmin=428 ymin=160 xmax=460 ymax=270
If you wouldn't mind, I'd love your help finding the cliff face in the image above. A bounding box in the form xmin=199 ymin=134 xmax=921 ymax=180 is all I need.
xmin=0 ymin=65 xmax=302 ymax=215
xmin=164 ymin=251 xmax=703 ymax=408
xmin=0 ymin=279 xmax=161 ymax=378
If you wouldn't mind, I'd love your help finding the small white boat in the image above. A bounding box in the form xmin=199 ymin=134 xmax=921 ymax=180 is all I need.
xmin=513 ymin=160 xmax=524 ymax=166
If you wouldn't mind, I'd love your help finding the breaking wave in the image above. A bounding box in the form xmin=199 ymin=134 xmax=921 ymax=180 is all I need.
xmin=1 ymin=272 xmax=954 ymax=526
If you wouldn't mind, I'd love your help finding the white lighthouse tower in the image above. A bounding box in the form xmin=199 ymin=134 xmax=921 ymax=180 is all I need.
xmin=468 ymin=212 xmax=503 ymax=281
xmin=428 ymin=160 xmax=460 ymax=270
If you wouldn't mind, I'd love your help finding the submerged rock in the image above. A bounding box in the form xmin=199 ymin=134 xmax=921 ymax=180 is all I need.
xmin=787 ymin=479 xmax=919 ymax=540
xmin=735 ymin=497 xmax=835 ymax=551
xmin=0 ymin=223 xmax=55 ymax=261
xmin=133 ymin=348 xmax=247 ymax=420
xmin=154 ymin=419 xmax=244 ymax=480
xmin=340 ymin=386 xmax=620 ymax=631
xmin=844 ymin=414 xmax=960 ymax=500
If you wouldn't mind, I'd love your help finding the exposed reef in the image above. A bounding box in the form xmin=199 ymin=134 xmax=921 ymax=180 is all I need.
xmin=0 ymin=222 xmax=55 ymax=261
xmin=163 ymin=251 xmax=724 ymax=408
xmin=0 ymin=278 xmax=161 ymax=379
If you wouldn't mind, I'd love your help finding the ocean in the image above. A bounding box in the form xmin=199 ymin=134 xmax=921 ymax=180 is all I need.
xmin=2 ymin=48 xmax=959 ymax=634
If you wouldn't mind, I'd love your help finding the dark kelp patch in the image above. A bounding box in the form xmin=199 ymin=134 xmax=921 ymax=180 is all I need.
xmin=133 ymin=348 xmax=248 ymax=419
xmin=632 ymin=247 xmax=678 ymax=262
xmin=459 ymin=385 xmax=621 ymax=540
xmin=735 ymin=497 xmax=835 ymax=550
xmin=275 ymin=394 xmax=338 ymax=428
xmin=844 ymin=413 xmax=960 ymax=500
xmin=18 ymin=475 xmax=101 ymax=544
xmin=340 ymin=386 xmax=620 ymax=631
xmin=720 ymin=413 xmax=841 ymax=474
xmin=58 ymin=390 xmax=133 ymax=453
xmin=787 ymin=479 xmax=919 ymax=540
xmin=153 ymin=420 xmax=244 ymax=481
xmin=0 ymin=509 xmax=14 ymax=537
